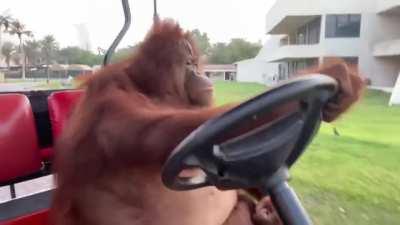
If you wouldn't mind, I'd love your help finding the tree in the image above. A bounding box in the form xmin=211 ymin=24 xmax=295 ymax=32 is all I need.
xmin=58 ymin=46 xmax=102 ymax=66
xmin=58 ymin=46 xmax=78 ymax=64
xmin=58 ymin=45 xmax=138 ymax=66
xmin=9 ymin=20 xmax=33 ymax=51
xmin=0 ymin=13 xmax=13 ymax=61
xmin=40 ymin=35 xmax=59 ymax=82
xmin=190 ymin=29 xmax=211 ymax=56
xmin=8 ymin=20 xmax=33 ymax=79
xmin=227 ymin=38 xmax=262 ymax=62
xmin=0 ymin=14 xmax=11 ymax=31
xmin=208 ymin=38 xmax=262 ymax=64
xmin=111 ymin=45 xmax=138 ymax=63
xmin=24 ymin=40 xmax=41 ymax=66
xmin=11 ymin=52 xmax=22 ymax=66
xmin=1 ymin=41 xmax=15 ymax=68
xmin=208 ymin=42 xmax=230 ymax=64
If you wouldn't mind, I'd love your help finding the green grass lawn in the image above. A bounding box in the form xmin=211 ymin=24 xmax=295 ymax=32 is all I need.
xmin=214 ymin=81 xmax=400 ymax=225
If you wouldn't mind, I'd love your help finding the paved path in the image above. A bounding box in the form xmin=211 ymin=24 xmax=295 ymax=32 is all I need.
xmin=0 ymin=83 xmax=39 ymax=92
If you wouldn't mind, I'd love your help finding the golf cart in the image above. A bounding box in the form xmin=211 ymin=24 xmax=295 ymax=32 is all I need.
xmin=0 ymin=1 xmax=339 ymax=225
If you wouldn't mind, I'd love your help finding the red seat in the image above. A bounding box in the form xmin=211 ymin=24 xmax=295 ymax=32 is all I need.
xmin=48 ymin=90 xmax=83 ymax=141
xmin=0 ymin=94 xmax=42 ymax=183
xmin=0 ymin=210 xmax=50 ymax=225
xmin=39 ymin=147 xmax=54 ymax=163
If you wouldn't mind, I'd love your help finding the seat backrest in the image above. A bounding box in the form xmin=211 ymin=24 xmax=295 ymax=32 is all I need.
xmin=0 ymin=94 xmax=42 ymax=183
xmin=48 ymin=90 xmax=83 ymax=140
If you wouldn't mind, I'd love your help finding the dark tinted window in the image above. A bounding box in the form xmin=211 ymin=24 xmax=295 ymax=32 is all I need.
xmin=324 ymin=57 xmax=358 ymax=65
xmin=296 ymin=26 xmax=307 ymax=45
xmin=342 ymin=57 xmax=359 ymax=65
xmin=295 ymin=17 xmax=321 ymax=45
xmin=326 ymin=14 xmax=361 ymax=38
xmin=308 ymin=18 xmax=321 ymax=44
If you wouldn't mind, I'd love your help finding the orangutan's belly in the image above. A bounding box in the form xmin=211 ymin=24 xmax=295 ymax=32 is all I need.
xmin=80 ymin=170 xmax=238 ymax=225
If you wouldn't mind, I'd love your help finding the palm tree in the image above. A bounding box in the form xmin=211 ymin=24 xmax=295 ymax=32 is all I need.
xmin=8 ymin=20 xmax=33 ymax=79
xmin=0 ymin=13 xmax=13 ymax=62
xmin=24 ymin=40 xmax=41 ymax=66
xmin=0 ymin=14 xmax=11 ymax=31
xmin=1 ymin=42 xmax=15 ymax=68
xmin=11 ymin=52 xmax=22 ymax=66
xmin=40 ymin=35 xmax=59 ymax=82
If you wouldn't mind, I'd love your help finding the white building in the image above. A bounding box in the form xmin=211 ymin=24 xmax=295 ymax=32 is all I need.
xmin=237 ymin=0 xmax=400 ymax=88
xmin=263 ymin=0 xmax=400 ymax=88
xmin=204 ymin=64 xmax=237 ymax=81
xmin=236 ymin=36 xmax=283 ymax=86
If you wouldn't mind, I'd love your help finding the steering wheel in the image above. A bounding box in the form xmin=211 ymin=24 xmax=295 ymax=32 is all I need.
xmin=162 ymin=74 xmax=338 ymax=225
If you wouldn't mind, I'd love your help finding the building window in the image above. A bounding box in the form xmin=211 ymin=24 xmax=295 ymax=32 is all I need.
xmin=308 ymin=18 xmax=321 ymax=44
xmin=342 ymin=57 xmax=359 ymax=72
xmin=280 ymin=37 xmax=289 ymax=46
xmin=324 ymin=57 xmax=358 ymax=65
xmin=342 ymin=57 xmax=359 ymax=66
xmin=323 ymin=57 xmax=359 ymax=72
xmin=326 ymin=14 xmax=361 ymax=38
xmin=297 ymin=58 xmax=319 ymax=71
xmin=296 ymin=26 xmax=307 ymax=45
xmin=278 ymin=64 xmax=288 ymax=80
xmin=224 ymin=72 xmax=235 ymax=81
xmin=278 ymin=58 xmax=319 ymax=81
xmin=295 ymin=17 xmax=321 ymax=45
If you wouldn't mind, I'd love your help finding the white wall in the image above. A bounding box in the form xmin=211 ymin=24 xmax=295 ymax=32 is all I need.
xmin=236 ymin=59 xmax=279 ymax=86
xmin=358 ymin=13 xmax=400 ymax=87
xmin=372 ymin=57 xmax=400 ymax=87
xmin=256 ymin=35 xmax=285 ymax=60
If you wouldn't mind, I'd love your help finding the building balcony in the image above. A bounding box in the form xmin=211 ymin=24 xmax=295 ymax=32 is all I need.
xmin=265 ymin=44 xmax=323 ymax=62
xmin=267 ymin=15 xmax=321 ymax=35
xmin=265 ymin=0 xmax=325 ymax=34
xmin=378 ymin=0 xmax=400 ymax=15
xmin=373 ymin=39 xmax=400 ymax=57
xmin=265 ymin=38 xmax=361 ymax=63
xmin=266 ymin=0 xmax=383 ymax=34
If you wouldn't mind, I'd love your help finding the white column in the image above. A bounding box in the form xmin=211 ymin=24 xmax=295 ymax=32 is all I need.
xmin=318 ymin=15 xmax=326 ymax=65
xmin=389 ymin=73 xmax=400 ymax=106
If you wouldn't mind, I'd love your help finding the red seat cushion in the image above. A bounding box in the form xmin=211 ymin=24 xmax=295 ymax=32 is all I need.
xmin=48 ymin=90 xmax=83 ymax=141
xmin=40 ymin=147 xmax=54 ymax=162
xmin=0 ymin=210 xmax=50 ymax=225
xmin=0 ymin=94 xmax=42 ymax=182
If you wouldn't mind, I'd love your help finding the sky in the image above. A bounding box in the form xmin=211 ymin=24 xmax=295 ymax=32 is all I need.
xmin=1 ymin=0 xmax=276 ymax=51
